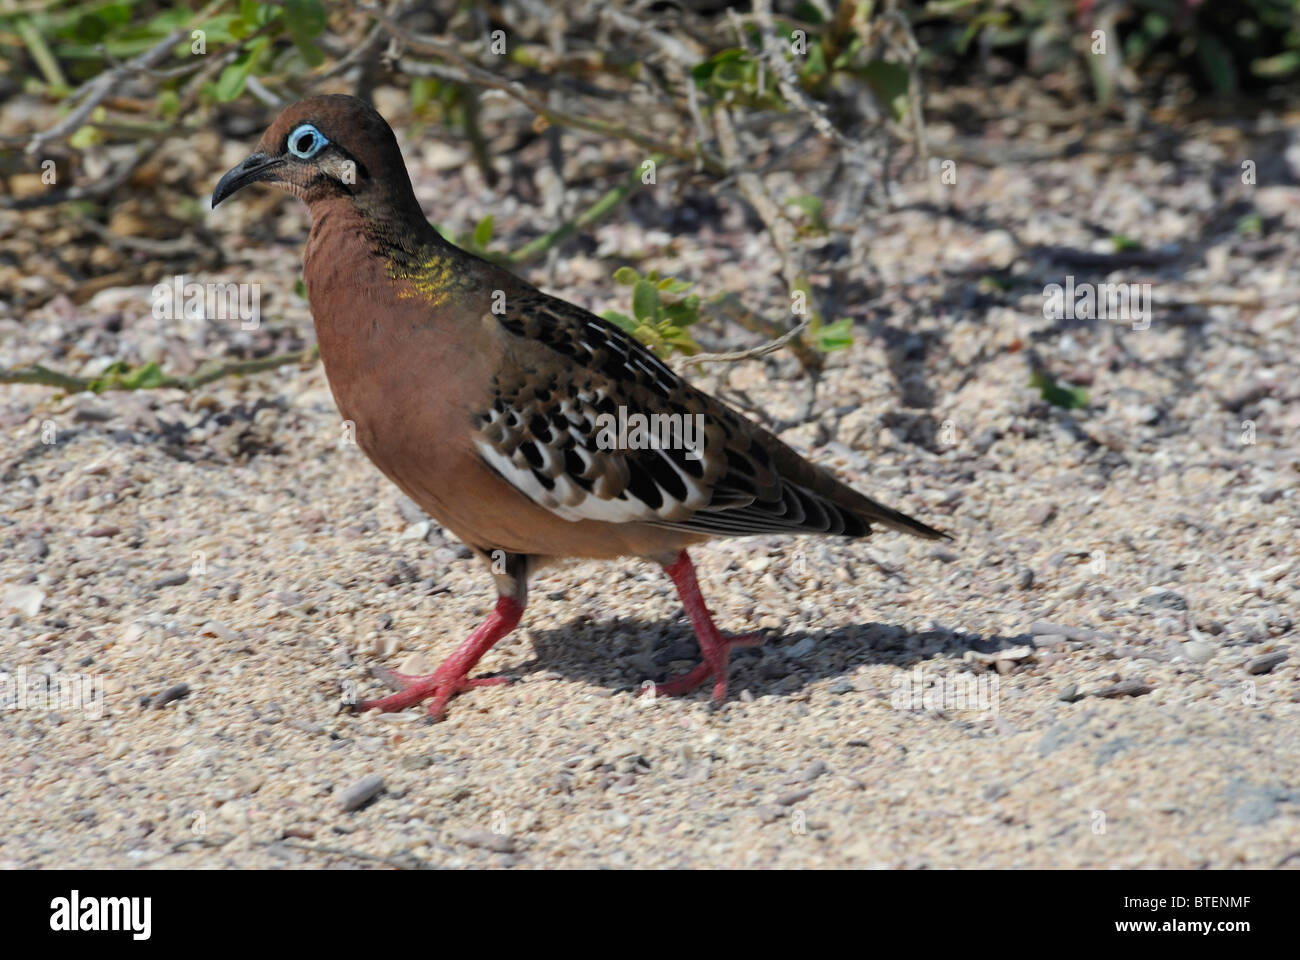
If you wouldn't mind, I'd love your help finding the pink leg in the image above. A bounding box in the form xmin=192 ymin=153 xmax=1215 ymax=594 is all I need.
xmin=358 ymin=596 xmax=523 ymax=720
xmin=646 ymin=550 xmax=764 ymax=703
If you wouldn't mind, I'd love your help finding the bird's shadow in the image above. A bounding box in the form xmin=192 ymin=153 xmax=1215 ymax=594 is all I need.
xmin=502 ymin=614 xmax=1032 ymax=699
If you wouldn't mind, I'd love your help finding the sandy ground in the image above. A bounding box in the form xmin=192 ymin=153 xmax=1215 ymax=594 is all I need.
xmin=1 ymin=94 xmax=1298 ymax=868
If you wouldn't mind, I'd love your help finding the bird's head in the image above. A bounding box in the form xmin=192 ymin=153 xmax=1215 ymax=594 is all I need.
xmin=211 ymin=94 xmax=419 ymax=216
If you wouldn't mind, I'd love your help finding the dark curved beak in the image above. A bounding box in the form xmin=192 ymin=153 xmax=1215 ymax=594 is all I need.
xmin=211 ymin=152 xmax=282 ymax=207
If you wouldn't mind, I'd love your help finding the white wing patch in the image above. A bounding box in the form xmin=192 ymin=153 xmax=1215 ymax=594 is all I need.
xmin=474 ymin=387 xmax=713 ymax=525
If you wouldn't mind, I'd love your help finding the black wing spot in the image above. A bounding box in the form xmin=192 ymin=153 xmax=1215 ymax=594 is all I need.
xmin=519 ymin=441 xmax=543 ymax=469
xmin=646 ymin=452 xmax=688 ymax=502
xmin=626 ymin=468 xmax=664 ymax=510
xmin=564 ymin=448 xmax=587 ymax=477
xmin=528 ymin=414 xmax=552 ymax=441
xmin=532 ymin=469 xmax=556 ymax=491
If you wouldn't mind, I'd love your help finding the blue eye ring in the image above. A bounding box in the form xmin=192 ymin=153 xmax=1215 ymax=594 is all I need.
xmin=287 ymin=123 xmax=328 ymax=159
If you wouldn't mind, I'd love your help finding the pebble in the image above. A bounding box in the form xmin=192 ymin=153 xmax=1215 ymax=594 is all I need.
xmin=1027 ymin=503 xmax=1057 ymax=526
xmin=339 ymin=775 xmax=385 ymax=812
xmin=198 ymin=621 xmax=239 ymax=641
xmin=1028 ymin=621 xmax=1109 ymax=643
xmin=1137 ymin=590 xmax=1187 ymax=611
xmin=798 ymin=760 xmax=828 ymax=783
xmin=1181 ymin=640 xmax=1215 ymax=663
xmin=1057 ymin=683 xmax=1081 ymax=703
xmin=1092 ymin=679 xmax=1153 ymax=699
xmin=775 ymin=787 xmax=813 ymax=806
xmin=149 ymin=682 xmax=191 ymax=710
xmin=1245 ymin=652 xmax=1287 ymax=675
xmin=2 ymin=584 xmax=45 ymax=617
xmin=152 ymin=572 xmax=189 ymax=589
xmin=454 ymin=829 xmax=516 ymax=853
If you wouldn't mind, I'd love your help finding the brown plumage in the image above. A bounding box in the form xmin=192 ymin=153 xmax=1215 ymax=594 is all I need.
xmin=213 ymin=94 xmax=950 ymax=719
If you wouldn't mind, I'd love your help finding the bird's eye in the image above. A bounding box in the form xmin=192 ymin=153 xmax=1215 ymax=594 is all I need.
xmin=287 ymin=123 xmax=328 ymax=159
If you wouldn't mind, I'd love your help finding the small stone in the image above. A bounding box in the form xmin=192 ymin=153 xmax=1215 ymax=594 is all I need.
xmin=84 ymin=525 xmax=120 ymax=538
xmin=775 ymin=787 xmax=813 ymax=806
xmin=396 ymin=653 xmax=434 ymax=675
xmin=152 ymin=572 xmax=189 ymax=589
xmin=339 ymin=775 xmax=385 ymax=812
xmin=1028 ymin=503 xmax=1057 ymax=526
xmin=1057 ymin=683 xmax=1080 ymax=702
xmin=1015 ymin=567 xmax=1035 ymax=590
xmin=1137 ymin=590 xmax=1187 ymax=611
xmin=798 ymin=760 xmax=828 ymax=783
xmin=1028 ymin=621 xmax=1108 ymax=643
xmin=394 ymin=495 xmax=427 ymax=526
xmin=455 ymin=829 xmax=515 ymax=853
xmin=1181 ymin=640 xmax=1215 ymax=663
xmin=198 ymin=621 xmax=239 ymax=641
xmin=23 ymin=537 xmax=49 ymax=561
xmin=2 ymin=584 xmax=45 ymax=617
xmin=400 ymin=521 xmax=430 ymax=541
xmin=149 ymin=682 xmax=190 ymax=710
xmin=1245 ymin=652 xmax=1287 ymax=675
xmin=1091 ymin=679 xmax=1152 ymax=699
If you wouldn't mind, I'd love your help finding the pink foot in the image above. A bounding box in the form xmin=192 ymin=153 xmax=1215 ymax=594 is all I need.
xmin=651 ymin=630 xmax=763 ymax=701
xmin=358 ymin=596 xmax=522 ymax=720
xmin=641 ymin=551 xmax=766 ymax=704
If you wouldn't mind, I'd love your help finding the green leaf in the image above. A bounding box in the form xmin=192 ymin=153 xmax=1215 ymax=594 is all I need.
xmin=656 ymin=277 xmax=693 ymax=293
xmin=216 ymin=48 xmax=257 ymax=101
xmin=631 ymin=279 xmax=659 ymax=323
xmin=801 ymin=41 xmax=828 ymax=83
xmin=284 ymin=0 xmax=327 ymax=67
xmin=68 ymin=125 xmax=100 ymax=149
xmin=1252 ymin=51 xmax=1300 ymax=78
xmin=284 ymin=0 xmax=326 ymax=36
xmin=861 ymin=61 xmax=911 ymax=121
xmin=633 ymin=324 xmax=666 ymax=356
xmin=472 ymin=215 xmax=494 ymax=249
xmin=1110 ymin=234 xmax=1143 ymax=252
xmin=122 ymin=362 xmax=165 ymax=390
xmin=612 ymin=266 xmax=641 ymax=285
xmin=600 ymin=310 xmax=637 ymax=333
xmin=813 ymin=317 xmax=853 ymax=352
xmin=1030 ymin=370 xmax=1088 ymax=410
xmin=1196 ymin=33 xmax=1237 ymax=96
xmin=158 ymin=89 xmax=180 ymax=121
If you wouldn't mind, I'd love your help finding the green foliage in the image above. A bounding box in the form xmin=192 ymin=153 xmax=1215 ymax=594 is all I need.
xmin=602 ymin=268 xmax=702 ymax=359
xmin=1030 ymin=369 xmax=1089 ymax=411
xmin=810 ymin=316 xmax=854 ymax=352
xmin=690 ymin=21 xmax=915 ymax=122
xmin=788 ymin=193 xmax=828 ymax=235
xmin=88 ymin=360 xmax=166 ymax=392
xmin=917 ymin=0 xmax=1300 ymax=100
